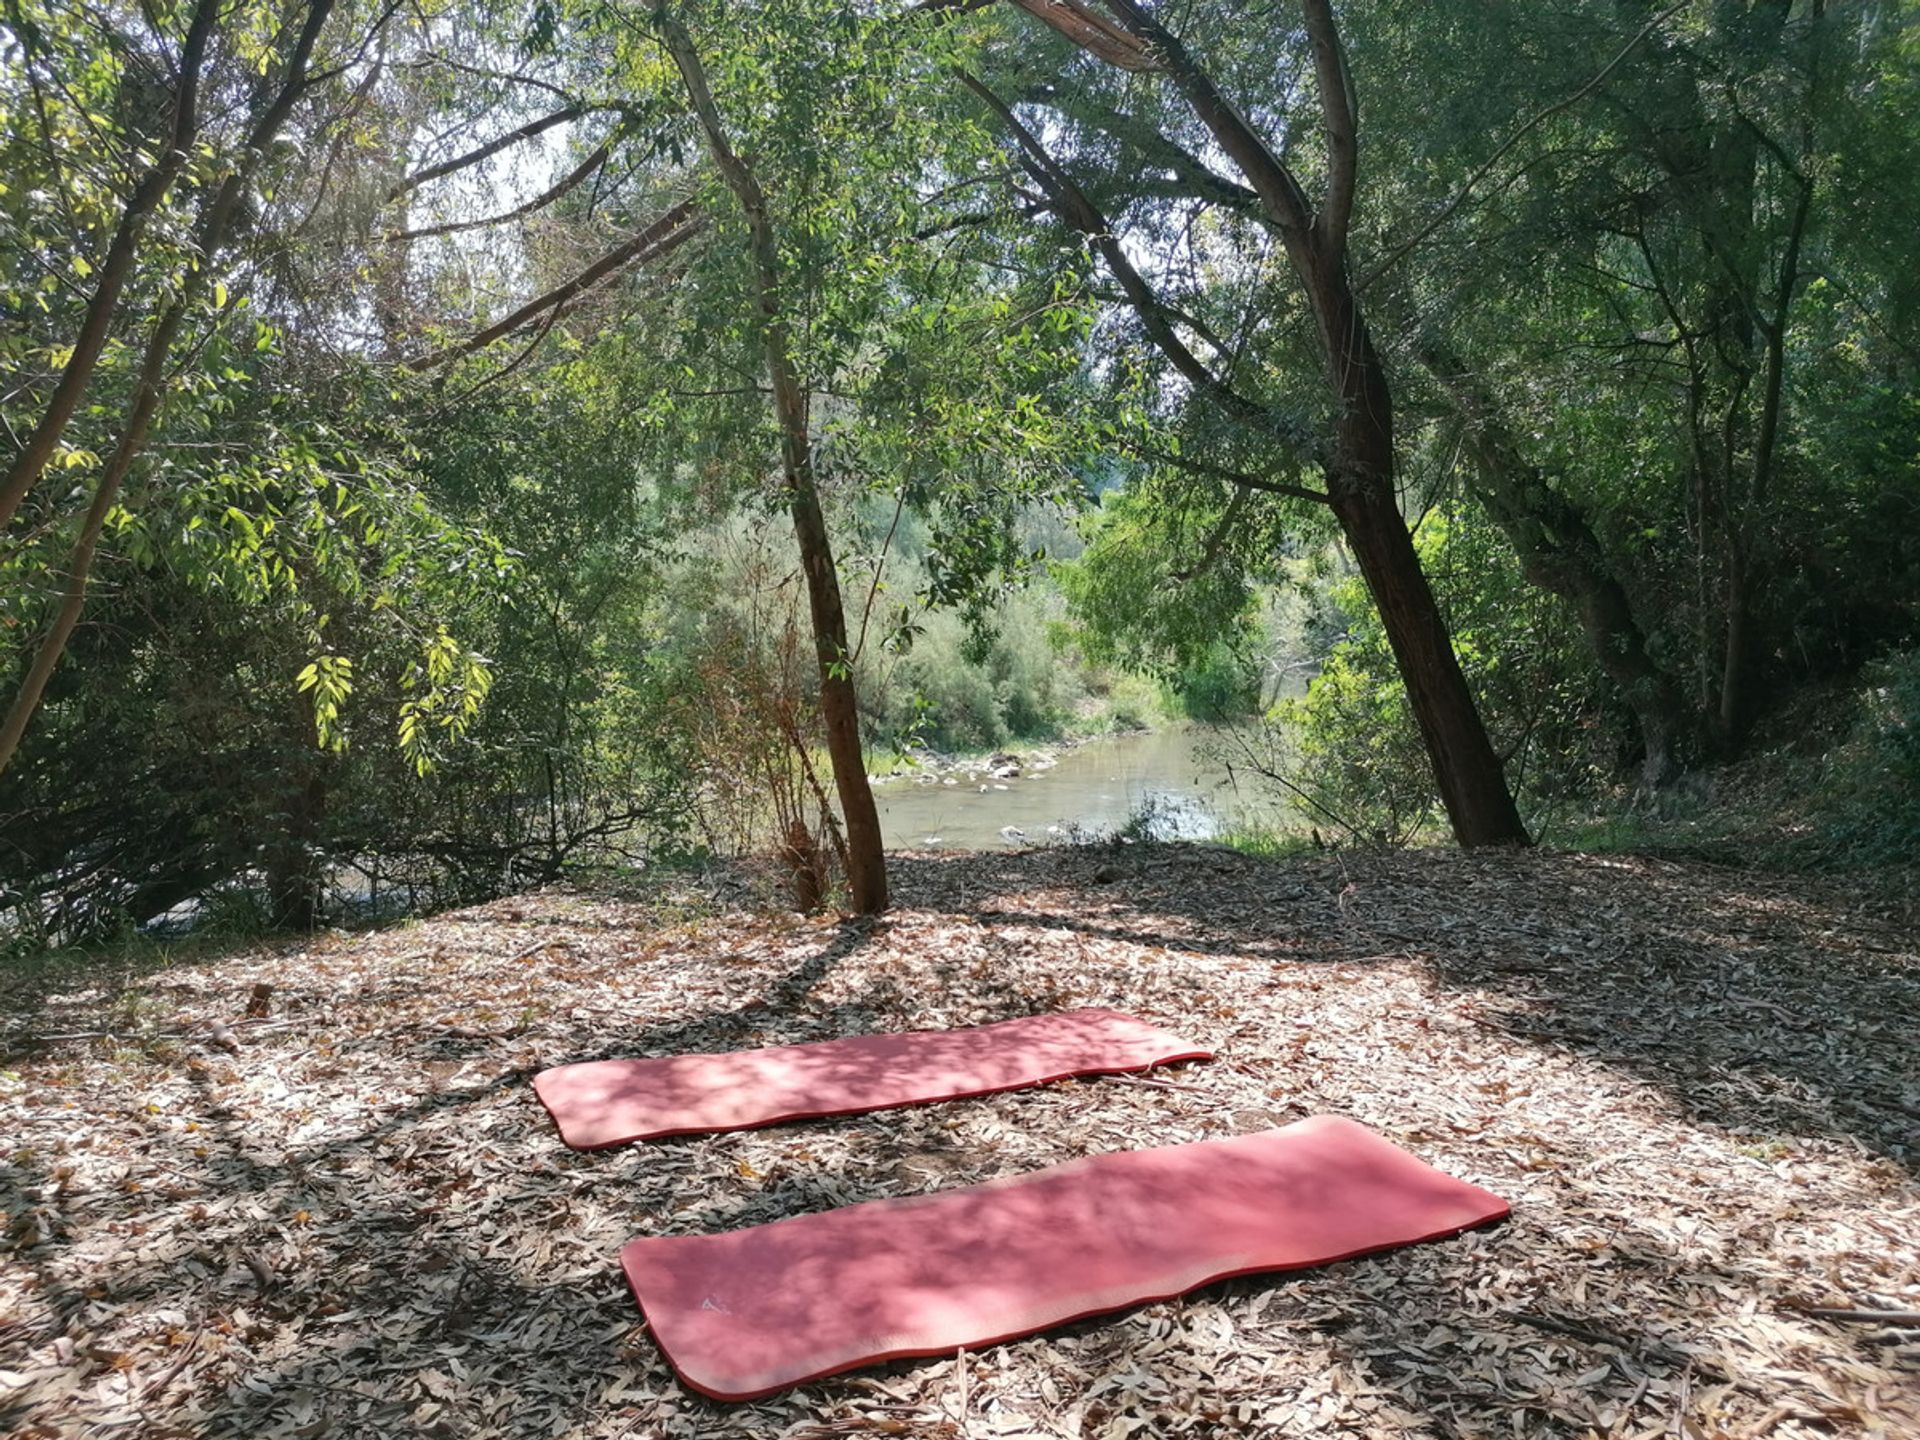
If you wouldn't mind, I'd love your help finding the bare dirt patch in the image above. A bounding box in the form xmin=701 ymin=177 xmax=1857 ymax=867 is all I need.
xmin=3 ymin=845 xmax=1915 ymax=1438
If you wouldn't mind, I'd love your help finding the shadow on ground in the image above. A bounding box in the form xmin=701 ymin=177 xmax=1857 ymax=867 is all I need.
xmin=886 ymin=845 xmax=1919 ymax=1173
xmin=4 ymin=842 xmax=1914 ymax=1438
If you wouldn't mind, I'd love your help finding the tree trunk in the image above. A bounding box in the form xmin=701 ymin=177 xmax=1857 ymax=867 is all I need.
xmin=787 ymin=448 xmax=890 ymax=914
xmin=268 ymin=701 xmax=329 ymax=932
xmin=0 ymin=0 xmax=223 ymax=532
xmin=0 ymin=0 xmax=340 ymax=779
xmin=1331 ymin=476 xmax=1528 ymax=843
xmin=1313 ymin=272 xmax=1531 ymax=846
xmin=1078 ymin=0 xmax=1528 ymax=847
xmin=658 ymin=5 xmax=888 ymax=912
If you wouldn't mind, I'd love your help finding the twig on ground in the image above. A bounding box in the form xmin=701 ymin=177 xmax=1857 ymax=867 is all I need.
xmin=1783 ymin=1305 xmax=1920 ymax=1326
xmin=140 ymin=1322 xmax=202 ymax=1403
xmin=1098 ymin=1072 xmax=1212 ymax=1094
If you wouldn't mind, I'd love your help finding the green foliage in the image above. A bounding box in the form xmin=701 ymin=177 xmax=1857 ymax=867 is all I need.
xmin=1268 ymin=641 xmax=1433 ymax=846
xmin=1210 ymin=826 xmax=1317 ymax=861
xmin=1255 ymin=507 xmax=1606 ymax=845
xmin=876 ymin=595 xmax=1084 ymax=751
xmin=7 ymin=0 xmax=1920 ymax=945
xmin=1825 ymin=651 xmax=1920 ymax=865
xmin=1359 ymin=0 xmax=1920 ymax=741
xmin=1055 ymin=484 xmax=1274 ymax=721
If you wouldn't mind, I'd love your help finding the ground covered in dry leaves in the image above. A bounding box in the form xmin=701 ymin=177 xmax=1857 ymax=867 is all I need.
xmin=3 ymin=845 xmax=1917 ymax=1439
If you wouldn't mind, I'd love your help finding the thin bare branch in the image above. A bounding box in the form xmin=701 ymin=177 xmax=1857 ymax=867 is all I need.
xmin=385 ymin=105 xmax=583 ymax=204
xmin=386 ymin=143 xmax=610 ymax=242
xmin=1170 ymin=484 xmax=1250 ymax=581
xmin=405 ymin=201 xmax=701 ymax=372
xmin=1126 ymin=439 xmax=1328 ymax=506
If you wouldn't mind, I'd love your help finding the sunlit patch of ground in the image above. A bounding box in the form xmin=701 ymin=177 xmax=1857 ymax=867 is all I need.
xmin=3 ymin=845 xmax=1915 ymax=1438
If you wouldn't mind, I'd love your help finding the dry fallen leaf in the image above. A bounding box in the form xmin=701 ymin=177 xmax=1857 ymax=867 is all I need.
xmin=0 ymin=845 xmax=1913 ymax=1440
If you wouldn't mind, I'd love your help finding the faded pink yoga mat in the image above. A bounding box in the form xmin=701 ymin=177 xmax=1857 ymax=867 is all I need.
xmin=620 ymin=1114 xmax=1511 ymax=1401
xmin=532 ymin=1008 xmax=1210 ymax=1149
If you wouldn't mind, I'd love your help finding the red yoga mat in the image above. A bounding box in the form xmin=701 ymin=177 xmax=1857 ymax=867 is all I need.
xmin=620 ymin=1114 xmax=1511 ymax=1401
xmin=532 ymin=1008 xmax=1211 ymax=1149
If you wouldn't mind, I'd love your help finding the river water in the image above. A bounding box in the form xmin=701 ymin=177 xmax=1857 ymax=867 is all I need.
xmin=872 ymin=725 xmax=1290 ymax=850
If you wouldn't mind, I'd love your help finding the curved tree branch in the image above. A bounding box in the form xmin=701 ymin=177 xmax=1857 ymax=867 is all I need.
xmin=1126 ymin=441 xmax=1326 ymax=506
xmin=1094 ymin=0 xmax=1316 ymax=248
xmin=959 ymin=70 xmax=1320 ymax=464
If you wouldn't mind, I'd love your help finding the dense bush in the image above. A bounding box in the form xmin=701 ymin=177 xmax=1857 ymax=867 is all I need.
xmin=0 ymin=360 xmax=699 ymax=946
xmin=1825 ymin=651 xmax=1920 ymax=865
xmin=1232 ymin=507 xmax=1611 ymax=845
xmin=873 ymin=592 xmax=1096 ymax=752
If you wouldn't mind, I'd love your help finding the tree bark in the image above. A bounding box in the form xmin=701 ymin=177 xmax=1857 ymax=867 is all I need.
xmin=1311 ymin=278 xmax=1530 ymax=844
xmin=788 ymin=473 xmax=890 ymax=913
xmin=657 ymin=5 xmax=889 ymax=912
xmin=1089 ymin=0 xmax=1530 ymax=844
xmin=406 ymin=201 xmax=701 ymax=372
xmin=0 ymin=0 xmax=342 ymax=779
xmin=1620 ymin=0 xmax=1805 ymax=749
xmin=268 ymin=693 xmax=330 ymax=932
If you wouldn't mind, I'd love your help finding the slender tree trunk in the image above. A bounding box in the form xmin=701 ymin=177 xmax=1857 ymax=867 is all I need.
xmin=787 ymin=456 xmax=889 ymax=913
xmin=1313 ymin=279 xmax=1529 ymax=844
xmin=0 ymin=254 xmax=204 ymax=777
xmin=0 ymin=0 xmax=341 ymax=779
xmin=1718 ymin=5 xmax=1820 ymax=743
xmin=1658 ymin=0 xmax=1796 ymax=745
xmin=657 ymin=5 xmax=888 ymax=912
xmin=268 ymin=691 xmax=329 ymax=931
xmin=0 ymin=402 xmax=141 ymax=775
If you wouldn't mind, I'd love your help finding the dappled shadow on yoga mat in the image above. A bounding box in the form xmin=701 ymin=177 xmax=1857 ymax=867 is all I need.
xmin=532 ymin=1007 xmax=1211 ymax=1148
xmin=620 ymin=1114 xmax=1510 ymax=1400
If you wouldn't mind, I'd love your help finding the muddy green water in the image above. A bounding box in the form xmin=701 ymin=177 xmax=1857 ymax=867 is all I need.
xmin=873 ymin=725 xmax=1292 ymax=850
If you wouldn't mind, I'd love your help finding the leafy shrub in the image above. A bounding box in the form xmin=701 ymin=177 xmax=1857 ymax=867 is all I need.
xmin=1234 ymin=507 xmax=1609 ymax=845
xmin=1265 ymin=646 xmax=1436 ymax=844
xmin=1160 ymin=643 xmax=1260 ymax=722
xmin=867 ymin=589 xmax=1093 ymax=752
xmin=1824 ymin=650 xmax=1920 ymax=864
